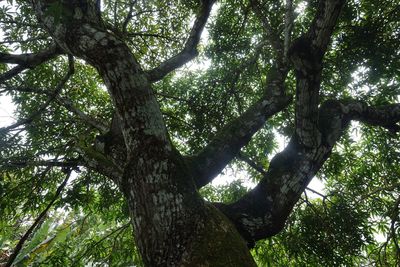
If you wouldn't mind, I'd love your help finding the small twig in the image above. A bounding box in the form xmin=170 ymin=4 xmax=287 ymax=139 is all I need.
xmin=55 ymin=96 xmax=109 ymax=133
xmin=237 ymin=152 xmax=268 ymax=176
xmin=305 ymin=186 xmax=327 ymax=199
xmin=3 ymin=159 xmax=80 ymax=169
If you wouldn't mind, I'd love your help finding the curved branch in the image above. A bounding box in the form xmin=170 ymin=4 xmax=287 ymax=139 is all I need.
xmin=189 ymin=66 xmax=291 ymax=188
xmin=145 ymin=0 xmax=216 ymax=82
xmin=215 ymin=99 xmax=400 ymax=246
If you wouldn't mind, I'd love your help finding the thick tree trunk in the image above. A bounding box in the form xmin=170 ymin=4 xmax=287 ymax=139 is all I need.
xmin=121 ymin=149 xmax=256 ymax=266
xmin=20 ymin=0 xmax=400 ymax=265
xmin=31 ymin=1 xmax=257 ymax=265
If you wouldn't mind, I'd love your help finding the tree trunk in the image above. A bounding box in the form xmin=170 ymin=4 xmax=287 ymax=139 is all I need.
xmin=30 ymin=1 xmax=257 ymax=265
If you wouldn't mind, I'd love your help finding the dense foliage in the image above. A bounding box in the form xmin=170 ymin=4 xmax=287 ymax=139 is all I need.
xmin=0 ymin=0 xmax=399 ymax=266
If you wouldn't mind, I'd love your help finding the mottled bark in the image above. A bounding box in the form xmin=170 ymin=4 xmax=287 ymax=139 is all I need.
xmin=29 ymin=1 xmax=257 ymax=266
xmin=190 ymin=66 xmax=291 ymax=188
xmin=215 ymin=0 xmax=348 ymax=245
xmin=217 ymin=99 xmax=400 ymax=246
xmin=18 ymin=0 xmax=399 ymax=266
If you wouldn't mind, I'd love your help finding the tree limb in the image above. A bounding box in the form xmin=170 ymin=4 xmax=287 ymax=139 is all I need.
xmin=289 ymin=0 xmax=346 ymax=148
xmin=145 ymin=0 xmax=215 ymax=82
xmin=237 ymin=152 xmax=268 ymax=176
xmin=0 ymin=84 xmax=109 ymax=133
xmin=2 ymin=159 xmax=81 ymax=169
xmin=0 ymin=44 xmax=62 ymax=83
xmin=215 ymin=99 xmax=400 ymax=246
xmin=249 ymin=0 xmax=285 ymax=63
xmin=56 ymin=96 xmax=109 ymax=133
xmin=189 ymin=66 xmax=291 ymax=188
xmin=283 ymin=0 xmax=294 ymax=64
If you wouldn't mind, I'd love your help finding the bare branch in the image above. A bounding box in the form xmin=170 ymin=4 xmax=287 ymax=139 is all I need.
xmin=0 ymin=44 xmax=62 ymax=83
xmin=237 ymin=152 xmax=268 ymax=176
xmin=122 ymin=1 xmax=137 ymax=33
xmin=2 ymin=159 xmax=81 ymax=169
xmin=0 ymin=85 xmax=109 ymax=133
xmin=145 ymin=0 xmax=216 ymax=82
xmin=5 ymin=170 xmax=71 ymax=267
xmin=0 ymin=56 xmax=75 ymax=134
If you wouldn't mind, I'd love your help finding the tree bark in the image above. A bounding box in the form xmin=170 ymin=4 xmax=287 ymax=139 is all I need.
xmin=24 ymin=0 xmax=400 ymax=266
xmin=30 ymin=1 xmax=257 ymax=266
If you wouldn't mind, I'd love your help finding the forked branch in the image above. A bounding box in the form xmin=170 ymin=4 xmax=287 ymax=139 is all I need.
xmin=189 ymin=66 xmax=291 ymax=188
xmin=216 ymin=99 xmax=400 ymax=245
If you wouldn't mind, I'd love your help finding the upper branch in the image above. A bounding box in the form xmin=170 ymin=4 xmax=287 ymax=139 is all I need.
xmin=145 ymin=0 xmax=215 ymax=82
xmin=283 ymin=0 xmax=294 ymax=64
xmin=189 ymin=66 xmax=291 ymax=188
xmin=56 ymin=96 xmax=109 ymax=133
xmin=249 ymin=0 xmax=284 ymax=60
xmin=0 ymin=44 xmax=62 ymax=83
xmin=215 ymin=99 xmax=400 ymax=246
xmin=289 ymin=0 xmax=346 ymax=148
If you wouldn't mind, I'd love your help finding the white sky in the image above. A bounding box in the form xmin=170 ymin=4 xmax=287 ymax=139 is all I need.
xmin=0 ymin=94 xmax=16 ymax=127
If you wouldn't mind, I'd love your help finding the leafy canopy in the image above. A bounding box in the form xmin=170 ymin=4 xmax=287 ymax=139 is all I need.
xmin=0 ymin=0 xmax=399 ymax=266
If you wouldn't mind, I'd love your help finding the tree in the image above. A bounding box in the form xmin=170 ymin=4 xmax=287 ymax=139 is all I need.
xmin=0 ymin=0 xmax=399 ymax=266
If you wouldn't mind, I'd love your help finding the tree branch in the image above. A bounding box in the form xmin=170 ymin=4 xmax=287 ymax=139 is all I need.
xmin=343 ymin=101 xmax=400 ymax=133
xmin=55 ymin=96 xmax=109 ymax=133
xmin=0 ymin=44 xmax=62 ymax=83
xmin=289 ymin=0 xmax=345 ymax=148
xmin=283 ymin=0 xmax=294 ymax=64
xmin=2 ymin=159 xmax=81 ymax=169
xmin=0 ymin=84 xmax=109 ymax=134
xmin=145 ymin=0 xmax=215 ymax=82
xmin=237 ymin=152 xmax=268 ymax=176
xmin=215 ymin=99 xmax=400 ymax=246
xmin=5 ymin=170 xmax=71 ymax=267
xmin=189 ymin=66 xmax=291 ymax=188
xmin=121 ymin=1 xmax=137 ymax=33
